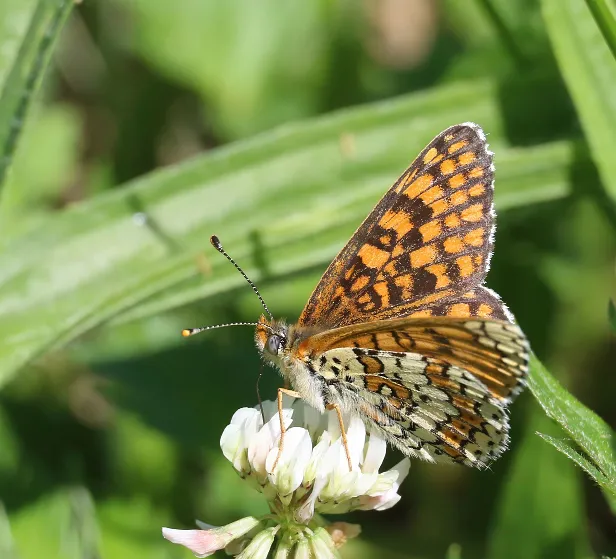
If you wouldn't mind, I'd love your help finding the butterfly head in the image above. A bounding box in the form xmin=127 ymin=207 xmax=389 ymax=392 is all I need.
xmin=255 ymin=315 xmax=288 ymax=357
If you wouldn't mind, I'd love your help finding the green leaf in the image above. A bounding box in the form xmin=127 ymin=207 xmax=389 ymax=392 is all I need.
xmin=528 ymin=354 xmax=616 ymax=504
xmin=488 ymin=411 xmax=590 ymax=559
xmin=584 ymin=0 xmax=616 ymax=60
xmin=0 ymin=80 xmax=577 ymax=387
xmin=0 ymin=0 xmax=74 ymax=188
xmin=542 ymin=0 xmax=616 ymax=205
xmin=537 ymin=432 xmax=609 ymax=487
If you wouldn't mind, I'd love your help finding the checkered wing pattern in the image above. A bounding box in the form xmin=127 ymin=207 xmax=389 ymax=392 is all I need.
xmin=299 ymin=123 xmax=497 ymax=328
xmin=301 ymin=318 xmax=529 ymax=466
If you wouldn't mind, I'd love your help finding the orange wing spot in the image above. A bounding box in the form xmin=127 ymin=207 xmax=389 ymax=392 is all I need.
xmin=409 ymin=309 xmax=433 ymax=317
xmin=393 ymin=275 xmax=414 ymax=299
xmin=358 ymin=356 xmax=384 ymax=375
xmin=444 ymin=213 xmax=461 ymax=228
xmin=419 ymin=220 xmax=442 ymax=243
xmin=448 ymin=173 xmax=466 ymax=189
xmin=373 ymin=281 xmax=390 ymax=307
xmin=379 ymin=209 xmax=398 ymax=228
xmin=351 ymin=275 xmax=370 ymax=292
xmin=451 ymin=418 xmax=473 ymax=437
xmin=477 ymin=303 xmax=494 ymax=317
xmin=423 ymin=147 xmax=438 ymax=164
xmin=464 ymin=227 xmax=484 ymax=247
xmin=380 ymin=210 xmax=414 ymax=237
xmin=363 ymin=302 xmax=376 ymax=311
xmin=461 ymin=203 xmax=484 ymax=222
xmin=450 ymin=190 xmax=469 ymax=207
xmin=468 ymin=167 xmax=484 ymax=179
xmin=419 ymin=185 xmax=444 ymax=205
xmin=402 ymin=168 xmax=419 ymax=187
xmin=431 ymin=199 xmax=449 ymax=216
xmin=458 ymin=151 xmax=476 ymax=165
xmin=473 ymin=254 xmax=484 ymax=267
xmin=444 ymin=236 xmax=465 ymax=254
xmin=427 ymin=374 xmax=461 ymax=392
xmin=469 ymin=183 xmax=485 ymax=197
xmin=391 ymin=213 xmax=414 ymax=237
xmin=365 ymin=375 xmax=410 ymax=399
xmin=444 ymin=134 xmax=454 ymax=141
xmin=379 ymin=234 xmax=392 ymax=245
xmin=404 ymin=173 xmax=433 ymax=199
xmin=425 ymin=363 xmax=445 ymax=374
xmin=358 ymin=293 xmax=371 ymax=304
xmin=344 ymin=264 xmax=356 ymax=280
xmin=448 ymin=140 xmax=467 ymax=154
xmin=452 ymin=394 xmax=476 ymax=414
xmin=426 ymin=263 xmax=450 ymax=288
xmin=358 ymin=244 xmax=390 ymax=268
xmin=382 ymin=261 xmax=398 ymax=277
xmin=392 ymin=244 xmax=405 ymax=257
xmin=410 ymin=244 xmax=436 ymax=267
xmin=333 ymin=285 xmax=345 ymax=298
xmin=448 ymin=302 xmax=471 ymax=317
xmin=440 ymin=159 xmax=456 ymax=175
xmin=456 ymin=255 xmax=474 ymax=278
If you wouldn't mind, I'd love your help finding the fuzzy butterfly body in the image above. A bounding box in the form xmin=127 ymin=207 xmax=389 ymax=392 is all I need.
xmin=254 ymin=123 xmax=529 ymax=468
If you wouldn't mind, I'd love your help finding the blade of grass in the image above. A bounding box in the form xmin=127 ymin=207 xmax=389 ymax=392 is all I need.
xmin=0 ymin=80 xmax=576 ymax=388
xmin=528 ymin=354 xmax=616 ymax=506
xmin=537 ymin=433 xmax=609 ymax=486
xmin=0 ymin=0 xmax=74 ymax=188
xmin=585 ymin=0 xmax=616 ymax=60
xmin=542 ymin=0 xmax=616 ymax=206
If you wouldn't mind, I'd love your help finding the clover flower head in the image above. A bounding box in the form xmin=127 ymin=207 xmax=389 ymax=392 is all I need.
xmin=163 ymin=396 xmax=410 ymax=558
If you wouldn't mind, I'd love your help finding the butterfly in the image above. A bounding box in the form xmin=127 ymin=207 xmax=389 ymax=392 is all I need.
xmin=184 ymin=122 xmax=529 ymax=471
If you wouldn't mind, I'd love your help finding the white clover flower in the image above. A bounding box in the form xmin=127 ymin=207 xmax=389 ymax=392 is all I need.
xmin=163 ymin=397 xmax=410 ymax=558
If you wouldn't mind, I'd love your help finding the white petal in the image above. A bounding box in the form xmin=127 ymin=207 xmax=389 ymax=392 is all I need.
xmin=303 ymin=432 xmax=333 ymax=485
xmin=295 ymin=474 xmax=328 ymax=523
xmin=266 ymin=427 xmax=312 ymax=495
xmin=386 ymin=457 xmax=411 ymax=489
xmin=345 ymin=416 xmax=366 ymax=470
xmin=248 ymin=409 xmax=293 ymax=476
xmin=230 ymin=407 xmax=261 ymax=428
xmin=362 ymin=430 xmax=387 ymax=473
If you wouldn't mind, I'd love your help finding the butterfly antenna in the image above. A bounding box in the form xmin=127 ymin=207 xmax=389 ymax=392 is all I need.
xmin=210 ymin=235 xmax=273 ymax=320
xmin=182 ymin=322 xmax=265 ymax=337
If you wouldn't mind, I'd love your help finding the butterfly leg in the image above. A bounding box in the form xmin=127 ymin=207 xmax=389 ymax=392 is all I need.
xmin=271 ymin=387 xmax=302 ymax=471
xmin=326 ymin=403 xmax=353 ymax=471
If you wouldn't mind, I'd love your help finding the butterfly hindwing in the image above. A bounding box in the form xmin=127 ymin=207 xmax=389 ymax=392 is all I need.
xmin=299 ymin=123 xmax=495 ymax=329
xmin=313 ymin=346 xmax=511 ymax=467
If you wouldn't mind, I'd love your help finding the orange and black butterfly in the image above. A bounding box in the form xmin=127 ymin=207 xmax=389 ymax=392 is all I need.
xmin=185 ymin=123 xmax=529 ymax=470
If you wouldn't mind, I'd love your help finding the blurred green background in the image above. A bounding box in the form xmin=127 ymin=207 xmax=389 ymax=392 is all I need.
xmin=0 ymin=0 xmax=615 ymax=558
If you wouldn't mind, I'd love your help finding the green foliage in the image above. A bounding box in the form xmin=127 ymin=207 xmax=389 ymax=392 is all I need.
xmin=0 ymin=0 xmax=615 ymax=558
xmin=542 ymin=0 xmax=616 ymax=205
xmin=529 ymin=355 xmax=616 ymax=509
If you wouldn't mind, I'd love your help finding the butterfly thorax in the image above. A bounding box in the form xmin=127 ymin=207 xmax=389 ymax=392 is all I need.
xmin=255 ymin=315 xmax=329 ymax=412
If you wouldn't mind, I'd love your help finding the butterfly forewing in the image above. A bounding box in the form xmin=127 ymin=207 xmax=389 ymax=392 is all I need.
xmin=299 ymin=123 xmax=496 ymax=329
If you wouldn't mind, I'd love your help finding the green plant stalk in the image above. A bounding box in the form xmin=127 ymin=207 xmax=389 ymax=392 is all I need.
xmin=0 ymin=0 xmax=74 ymax=188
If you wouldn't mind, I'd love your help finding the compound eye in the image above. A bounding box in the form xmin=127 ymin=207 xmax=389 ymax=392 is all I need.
xmin=266 ymin=334 xmax=281 ymax=355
